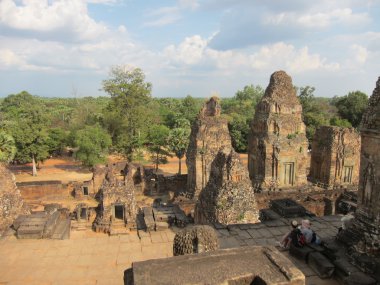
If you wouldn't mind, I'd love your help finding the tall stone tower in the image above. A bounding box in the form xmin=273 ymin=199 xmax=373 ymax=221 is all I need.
xmin=248 ymin=71 xmax=310 ymax=190
xmin=186 ymin=97 xmax=232 ymax=198
xmin=350 ymin=77 xmax=380 ymax=256
xmin=309 ymin=126 xmax=361 ymax=189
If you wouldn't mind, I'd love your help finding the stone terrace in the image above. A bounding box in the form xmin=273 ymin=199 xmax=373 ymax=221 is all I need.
xmin=0 ymin=215 xmax=343 ymax=285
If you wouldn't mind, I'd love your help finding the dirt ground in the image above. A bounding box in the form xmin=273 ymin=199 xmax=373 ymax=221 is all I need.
xmin=11 ymin=154 xmax=249 ymax=183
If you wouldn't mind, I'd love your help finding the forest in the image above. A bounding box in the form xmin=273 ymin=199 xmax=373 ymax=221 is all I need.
xmin=0 ymin=66 xmax=369 ymax=174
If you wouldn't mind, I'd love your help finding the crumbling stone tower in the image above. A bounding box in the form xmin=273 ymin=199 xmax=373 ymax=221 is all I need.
xmin=309 ymin=126 xmax=361 ymax=189
xmin=349 ymin=77 xmax=380 ymax=257
xmin=186 ymin=97 xmax=232 ymax=198
xmin=248 ymin=71 xmax=309 ymax=190
xmin=195 ymin=147 xmax=260 ymax=225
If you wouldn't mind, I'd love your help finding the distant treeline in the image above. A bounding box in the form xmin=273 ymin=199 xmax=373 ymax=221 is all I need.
xmin=0 ymin=67 xmax=368 ymax=173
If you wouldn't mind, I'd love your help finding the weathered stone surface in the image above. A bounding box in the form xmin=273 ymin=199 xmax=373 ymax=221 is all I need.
xmin=248 ymin=71 xmax=310 ymax=190
xmin=195 ymin=147 xmax=260 ymax=225
xmin=310 ymin=126 xmax=360 ymax=189
xmin=93 ymin=162 xmax=137 ymax=234
xmin=347 ymin=77 xmax=380 ymax=259
xmin=128 ymin=246 xmax=305 ymax=285
xmin=0 ymin=164 xmax=27 ymax=235
xmin=173 ymin=225 xmax=219 ymax=256
xmin=308 ymin=251 xmax=335 ymax=278
xmin=186 ymin=97 xmax=232 ymax=198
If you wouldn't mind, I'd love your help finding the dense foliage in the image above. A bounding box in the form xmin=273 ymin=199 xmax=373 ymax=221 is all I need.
xmin=0 ymin=67 xmax=369 ymax=169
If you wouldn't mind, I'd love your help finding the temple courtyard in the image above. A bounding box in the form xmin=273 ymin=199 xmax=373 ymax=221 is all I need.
xmin=0 ymin=215 xmax=343 ymax=285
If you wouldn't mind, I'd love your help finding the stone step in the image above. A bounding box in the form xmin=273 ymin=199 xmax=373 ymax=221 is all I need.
xmin=308 ymin=251 xmax=335 ymax=278
xmin=51 ymin=218 xmax=70 ymax=240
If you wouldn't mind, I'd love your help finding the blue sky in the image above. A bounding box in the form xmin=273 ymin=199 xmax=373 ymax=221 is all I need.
xmin=0 ymin=0 xmax=379 ymax=98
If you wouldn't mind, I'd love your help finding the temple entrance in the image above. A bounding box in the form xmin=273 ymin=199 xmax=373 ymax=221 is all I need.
xmin=83 ymin=186 xmax=89 ymax=196
xmin=283 ymin=162 xmax=294 ymax=185
xmin=80 ymin=208 xmax=87 ymax=220
xmin=343 ymin=166 xmax=353 ymax=183
xmin=114 ymin=205 xmax=124 ymax=220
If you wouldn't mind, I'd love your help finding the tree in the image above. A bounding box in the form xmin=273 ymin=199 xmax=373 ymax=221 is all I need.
xmin=332 ymin=91 xmax=368 ymax=128
xmin=102 ymin=66 xmax=153 ymax=158
xmin=146 ymin=125 xmax=171 ymax=172
xmin=73 ymin=125 xmax=112 ymax=167
xmin=0 ymin=131 xmax=16 ymax=163
xmin=330 ymin=117 xmax=352 ymax=128
xmin=46 ymin=128 xmax=68 ymax=156
xmin=1 ymin=91 xmax=50 ymax=176
xmin=168 ymin=119 xmax=191 ymax=174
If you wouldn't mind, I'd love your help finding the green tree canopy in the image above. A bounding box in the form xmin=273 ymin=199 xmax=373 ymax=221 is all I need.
xmin=73 ymin=125 xmax=112 ymax=167
xmin=146 ymin=124 xmax=171 ymax=172
xmin=168 ymin=119 xmax=191 ymax=174
xmin=0 ymin=131 xmax=16 ymax=163
xmin=102 ymin=66 xmax=153 ymax=158
xmin=332 ymin=91 xmax=368 ymax=128
xmin=1 ymin=91 xmax=50 ymax=175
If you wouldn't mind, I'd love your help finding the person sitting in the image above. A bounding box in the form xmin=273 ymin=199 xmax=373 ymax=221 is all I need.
xmin=278 ymin=220 xmax=299 ymax=248
xmin=300 ymin=219 xmax=321 ymax=245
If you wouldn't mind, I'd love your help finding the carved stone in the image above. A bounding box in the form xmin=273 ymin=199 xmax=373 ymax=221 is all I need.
xmin=173 ymin=225 xmax=219 ymax=256
xmin=248 ymin=71 xmax=310 ymax=190
xmin=194 ymin=147 xmax=260 ymax=225
xmin=310 ymin=126 xmax=361 ymax=189
xmin=186 ymin=97 xmax=232 ymax=198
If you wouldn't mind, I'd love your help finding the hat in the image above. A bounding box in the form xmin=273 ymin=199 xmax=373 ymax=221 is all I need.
xmin=291 ymin=220 xmax=298 ymax=227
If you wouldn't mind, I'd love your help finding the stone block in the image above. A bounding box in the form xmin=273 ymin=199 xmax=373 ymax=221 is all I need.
xmin=128 ymin=246 xmax=305 ymax=285
xmin=289 ymin=243 xmax=314 ymax=262
xmin=343 ymin=272 xmax=376 ymax=285
xmin=308 ymin=252 xmax=335 ymax=279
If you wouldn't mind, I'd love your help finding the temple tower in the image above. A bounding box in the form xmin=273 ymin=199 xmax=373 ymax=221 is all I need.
xmin=248 ymin=71 xmax=309 ymax=190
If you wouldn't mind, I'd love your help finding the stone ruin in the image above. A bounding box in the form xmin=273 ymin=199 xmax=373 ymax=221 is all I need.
xmin=339 ymin=77 xmax=380 ymax=274
xmin=93 ymin=162 xmax=137 ymax=235
xmin=13 ymin=204 xmax=70 ymax=239
xmin=126 ymin=246 xmax=305 ymax=285
xmin=248 ymin=71 xmax=309 ymax=191
xmin=0 ymin=164 xmax=27 ymax=236
xmin=195 ymin=146 xmax=260 ymax=225
xmin=173 ymin=225 xmax=219 ymax=256
xmin=309 ymin=126 xmax=361 ymax=189
xmin=186 ymin=96 xmax=232 ymax=198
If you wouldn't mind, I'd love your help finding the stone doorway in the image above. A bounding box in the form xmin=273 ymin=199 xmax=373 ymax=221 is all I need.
xmin=283 ymin=162 xmax=294 ymax=185
xmin=80 ymin=208 xmax=87 ymax=220
xmin=114 ymin=205 xmax=124 ymax=220
xmin=83 ymin=186 xmax=89 ymax=196
xmin=343 ymin=166 xmax=353 ymax=183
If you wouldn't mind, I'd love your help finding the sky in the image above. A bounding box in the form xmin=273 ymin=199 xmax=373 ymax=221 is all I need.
xmin=0 ymin=0 xmax=379 ymax=98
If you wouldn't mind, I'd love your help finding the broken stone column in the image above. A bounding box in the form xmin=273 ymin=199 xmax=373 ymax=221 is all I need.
xmin=195 ymin=147 xmax=260 ymax=225
xmin=248 ymin=70 xmax=310 ymax=190
xmin=186 ymin=97 xmax=232 ymax=198
xmin=309 ymin=126 xmax=361 ymax=189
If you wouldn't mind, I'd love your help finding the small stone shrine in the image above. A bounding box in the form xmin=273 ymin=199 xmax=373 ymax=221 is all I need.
xmin=93 ymin=163 xmax=137 ymax=234
xmin=186 ymin=97 xmax=232 ymax=198
xmin=195 ymin=147 xmax=260 ymax=225
xmin=248 ymin=71 xmax=309 ymax=190
xmin=309 ymin=126 xmax=360 ymax=189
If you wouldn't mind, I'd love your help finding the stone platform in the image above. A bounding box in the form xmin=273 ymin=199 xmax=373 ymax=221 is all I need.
xmin=0 ymin=216 xmax=345 ymax=285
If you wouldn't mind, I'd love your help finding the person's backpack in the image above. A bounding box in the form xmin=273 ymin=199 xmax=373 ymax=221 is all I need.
xmin=291 ymin=228 xmax=306 ymax=247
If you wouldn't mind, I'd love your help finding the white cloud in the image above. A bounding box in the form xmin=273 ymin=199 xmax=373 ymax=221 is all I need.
xmin=0 ymin=0 xmax=108 ymax=42
xmin=351 ymin=44 xmax=368 ymax=64
xmin=178 ymin=0 xmax=199 ymax=10
xmin=163 ymin=35 xmax=207 ymax=65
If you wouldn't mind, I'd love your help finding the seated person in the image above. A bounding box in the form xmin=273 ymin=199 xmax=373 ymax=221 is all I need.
xmin=279 ymin=220 xmax=299 ymax=248
xmin=300 ymin=219 xmax=321 ymax=245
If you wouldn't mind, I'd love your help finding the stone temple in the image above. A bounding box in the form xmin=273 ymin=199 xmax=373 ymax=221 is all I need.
xmin=195 ymin=146 xmax=260 ymax=225
xmin=248 ymin=71 xmax=309 ymax=190
xmin=348 ymin=77 xmax=380 ymax=259
xmin=309 ymin=126 xmax=361 ymax=189
xmin=186 ymin=97 xmax=232 ymax=198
